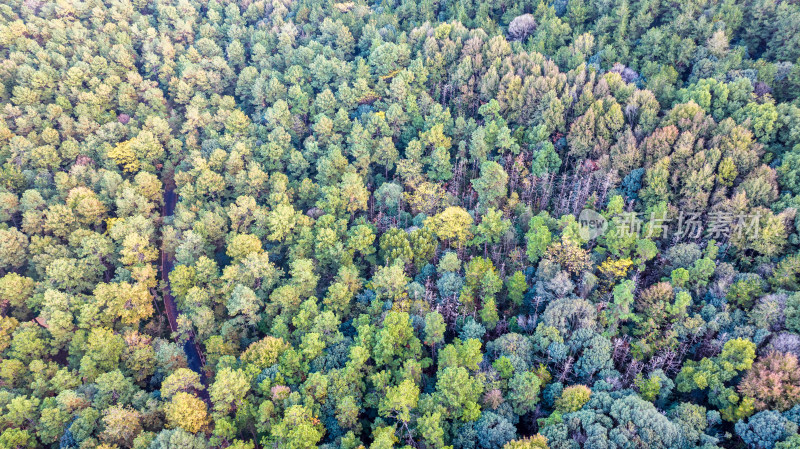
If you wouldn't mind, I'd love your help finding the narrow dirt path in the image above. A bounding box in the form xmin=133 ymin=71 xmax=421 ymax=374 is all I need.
xmin=161 ymin=186 xmax=209 ymax=395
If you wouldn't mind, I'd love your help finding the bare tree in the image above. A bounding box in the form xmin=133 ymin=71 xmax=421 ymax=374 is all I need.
xmin=508 ymin=14 xmax=537 ymax=41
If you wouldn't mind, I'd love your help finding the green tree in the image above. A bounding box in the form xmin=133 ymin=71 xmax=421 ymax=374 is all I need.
xmin=0 ymin=228 xmax=28 ymax=270
xmin=379 ymin=378 xmax=420 ymax=423
xmin=554 ymin=385 xmax=591 ymax=413
xmin=271 ymin=405 xmax=324 ymax=449
xmin=209 ymin=367 xmax=250 ymax=416
xmin=165 ymin=392 xmax=209 ymax=434
xmin=424 ymin=311 xmax=446 ymax=349
xmin=508 ymin=371 xmax=543 ymax=415
xmin=371 ymin=263 xmax=411 ymax=302
xmin=374 ymin=311 xmax=423 ymax=371
xmin=526 ymin=213 xmax=552 ymax=263
xmin=436 ymin=366 xmax=483 ymax=421
xmin=676 ymin=338 xmax=757 ymax=421
xmin=471 ymin=161 xmax=509 ymax=209
xmin=506 ymin=271 xmax=528 ymax=307
xmin=425 ymin=207 xmax=474 ymax=249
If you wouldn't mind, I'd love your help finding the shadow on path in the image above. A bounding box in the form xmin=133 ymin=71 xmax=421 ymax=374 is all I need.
xmin=161 ymin=187 xmax=209 ymax=396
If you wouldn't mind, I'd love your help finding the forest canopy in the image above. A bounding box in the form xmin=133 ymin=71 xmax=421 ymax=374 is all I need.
xmin=2 ymin=0 xmax=800 ymax=448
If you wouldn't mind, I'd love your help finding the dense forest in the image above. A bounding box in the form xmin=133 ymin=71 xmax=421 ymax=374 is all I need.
xmin=2 ymin=0 xmax=800 ymax=448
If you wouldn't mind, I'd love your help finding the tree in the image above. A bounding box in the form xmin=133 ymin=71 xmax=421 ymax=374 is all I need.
xmin=530 ymin=142 xmax=561 ymax=177
xmin=605 ymin=279 xmax=637 ymax=329
xmin=506 ymin=271 xmax=528 ymax=307
xmin=0 ymin=428 xmax=35 ymax=449
xmin=374 ymin=137 xmax=399 ymax=176
xmin=735 ymin=411 xmax=792 ymax=449
xmin=340 ymin=172 xmax=370 ymax=216
xmin=161 ymin=368 xmax=204 ymax=399
xmin=471 ymin=161 xmax=509 ymax=210
xmin=80 ymin=328 xmax=125 ymax=380
xmin=209 ymin=368 xmax=250 ymax=415
xmin=148 ymin=428 xmax=209 ymax=449
xmin=526 ymin=213 xmax=552 ymax=264
xmin=165 ymin=393 xmax=209 ymax=434
xmin=727 ymin=277 xmax=765 ymax=308
xmin=93 ymin=282 xmax=154 ymax=327
xmin=676 ymin=338 xmax=757 ymax=421
xmin=554 ymin=385 xmax=591 ymax=413
xmin=503 ymin=435 xmax=549 ymax=449
xmin=108 ymin=140 xmax=140 ymax=173
xmin=265 ymin=203 xmax=298 ymax=242
xmin=241 ymin=337 xmax=290 ymax=371
xmin=425 ymin=207 xmax=474 ymax=248
xmin=120 ymin=232 xmax=158 ymax=267
xmin=374 ymin=311 xmax=423 ymax=371
xmin=0 ymin=273 xmax=34 ymax=319
xmin=771 ymin=256 xmax=800 ymax=292
xmin=424 ymin=312 xmax=446 ymax=349
xmin=607 ymin=394 xmax=689 ymax=448
xmin=380 ymin=228 xmax=413 ymax=265
xmin=436 ymin=366 xmax=484 ymax=421
xmin=101 ymin=406 xmax=142 ymax=448
xmin=417 ymin=410 xmax=446 ymax=449
xmin=786 ymin=293 xmax=800 ymax=333
xmin=409 ymin=228 xmax=437 ymax=270
xmin=439 ymin=338 xmax=483 ymax=372
xmin=227 ymin=284 xmax=263 ymax=326
xmin=375 ymin=182 xmax=404 ymax=215
xmin=542 ymin=297 xmax=597 ymax=338
xmin=405 ymin=181 xmax=447 ymax=216
xmin=438 ymin=272 xmax=464 ymax=299
xmin=270 ymin=405 xmax=324 ymax=449
xmin=480 ymin=296 xmax=500 ymax=330
xmin=508 ymin=14 xmax=537 ymax=41
xmin=37 ymin=405 xmax=71 ymax=446
xmin=474 ymin=208 xmax=511 ymax=251
xmin=508 ymin=371 xmax=542 ymax=415
xmin=226 ymin=233 xmax=263 ymax=263
xmin=739 ymin=352 xmax=800 ymax=412
xmin=475 ymin=411 xmax=516 ymax=449
xmin=370 ymin=425 xmax=399 ymax=449
xmin=0 ymin=228 xmax=28 ymax=270
xmin=464 ymin=257 xmax=503 ymax=298
xmin=379 ymin=378 xmax=420 ymax=423
xmin=545 ymin=238 xmax=592 ymax=276
xmin=371 ymin=263 xmax=411 ymax=302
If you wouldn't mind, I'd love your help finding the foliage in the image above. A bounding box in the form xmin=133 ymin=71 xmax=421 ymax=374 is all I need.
xmin=736 ymin=411 xmax=794 ymax=449
xmin=0 ymin=0 xmax=799 ymax=447
xmin=554 ymin=385 xmax=591 ymax=413
xmin=739 ymin=352 xmax=800 ymax=412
